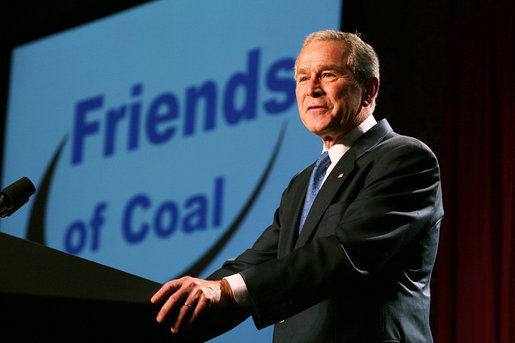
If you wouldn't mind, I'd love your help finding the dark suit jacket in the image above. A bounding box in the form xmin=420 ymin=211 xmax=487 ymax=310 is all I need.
xmin=209 ymin=119 xmax=443 ymax=343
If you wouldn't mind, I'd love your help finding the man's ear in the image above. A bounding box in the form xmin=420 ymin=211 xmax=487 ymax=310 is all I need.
xmin=361 ymin=77 xmax=379 ymax=107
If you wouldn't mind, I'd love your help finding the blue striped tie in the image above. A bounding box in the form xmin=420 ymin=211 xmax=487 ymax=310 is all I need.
xmin=299 ymin=151 xmax=331 ymax=231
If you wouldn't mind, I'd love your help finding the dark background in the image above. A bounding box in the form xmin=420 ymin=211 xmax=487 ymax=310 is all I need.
xmin=1 ymin=1 xmax=513 ymax=342
xmin=0 ymin=0 xmax=505 ymax=171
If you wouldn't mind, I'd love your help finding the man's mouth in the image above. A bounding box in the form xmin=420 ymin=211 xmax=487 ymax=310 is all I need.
xmin=307 ymin=105 xmax=327 ymax=111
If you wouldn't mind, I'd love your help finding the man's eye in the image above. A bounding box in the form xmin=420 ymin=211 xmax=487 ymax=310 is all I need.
xmin=322 ymin=73 xmax=334 ymax=78
xmin=297 ymin=76 xmax=308 ymax=83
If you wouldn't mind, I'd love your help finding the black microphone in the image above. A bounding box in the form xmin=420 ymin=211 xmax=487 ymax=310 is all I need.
xmin=0 ymin=177 xmax=36 ymax=217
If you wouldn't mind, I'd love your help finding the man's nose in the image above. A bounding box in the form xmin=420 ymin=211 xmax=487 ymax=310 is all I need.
xmin=307 ymin=77 xmax=324 ymax=97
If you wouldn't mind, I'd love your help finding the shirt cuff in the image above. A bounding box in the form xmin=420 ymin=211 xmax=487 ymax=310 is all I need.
xmin=223 ymin=273 xmax=251 ymax=306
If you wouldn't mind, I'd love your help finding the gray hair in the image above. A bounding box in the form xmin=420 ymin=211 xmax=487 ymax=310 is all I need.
xmin=297 ymin=30 xmax=380 ymax=88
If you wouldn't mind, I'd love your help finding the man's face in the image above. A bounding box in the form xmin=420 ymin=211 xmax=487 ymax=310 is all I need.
xmin=295 ymin=40 xmax=365 ymax=142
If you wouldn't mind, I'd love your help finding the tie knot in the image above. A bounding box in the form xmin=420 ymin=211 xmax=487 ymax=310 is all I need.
xmin=311 ymin=152 xmax=331 ymax=184
xmin=314 ymin=151 xmax=331 ymax=174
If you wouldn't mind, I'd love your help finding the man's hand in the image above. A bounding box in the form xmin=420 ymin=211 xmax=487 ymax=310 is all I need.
xmin=151 ymin=276 xmax=236 ymax=334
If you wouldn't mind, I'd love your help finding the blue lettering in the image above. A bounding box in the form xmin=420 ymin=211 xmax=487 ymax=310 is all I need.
xmin=70 ymin=49 xmax=294 ymax=164
xmin=182 ymin=195 xmax=208 ymax=233
xmin=89 ymin=202 xmax=108 ymax=251
xmin=223 ymin=49 xmax=259 ymax=125
xmin=146 ymin=92 xmax=179 ymax=144
xmin=64 ymin=221 xmax=87 ymax=254
xmin=123 ymin=194 xmax=151 ymax=244
xmin=104 ymin=105 xmax=127 ymax=157
xmin=184 ymin=81 xmax=217 ymax=136
xmin=121 ymin=177 xmax=225 ymax=244
xmin=154 ymin=201 xmax=179 ymax=237
xmin=128 ymin=83 xmax=143 ymax=150
xmin=72 ymin=95 xmax=103 ymax=164
xmin=264 ymin=58 xmax=296 ymax=114
xmin=213 ymin=177 xmax=223 ymax=227
xmin=64 ymin=202 xmax=108 ymax=254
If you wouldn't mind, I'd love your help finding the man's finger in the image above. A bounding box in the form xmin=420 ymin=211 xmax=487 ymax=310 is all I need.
xmin=154 ymin=278 xmax=192 ymax=323
xmin=185 ymin=295 xmax=210 ymax=331
xmin=156 ymin=289 xmax=187 ymax=323
xmin=151 ymin=280 xmax=181 ymax=304
xmin=152 ymin=276 xmax=194 ymax=303
xmin=172 ymin=296 xmax=199 ymax=333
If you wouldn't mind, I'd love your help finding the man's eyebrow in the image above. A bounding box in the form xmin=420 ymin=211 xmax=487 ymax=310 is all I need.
xmin=318 ymin=64 xmax=346 ymax=72
xmin=296 ymin=64 xmax=346 ymax=75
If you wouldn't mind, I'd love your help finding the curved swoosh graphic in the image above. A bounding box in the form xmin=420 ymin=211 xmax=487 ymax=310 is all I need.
xmin=177 ymin=121 xmax=287 ymax=277
xmin=26 ymin=136 xmax=68 ymax=244
xmin=25 ymin=122 xmax=287 ymax=279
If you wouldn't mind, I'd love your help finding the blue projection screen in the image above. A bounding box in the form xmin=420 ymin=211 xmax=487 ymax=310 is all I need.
xmin=2 ymin=1 xmax=340 ymax=341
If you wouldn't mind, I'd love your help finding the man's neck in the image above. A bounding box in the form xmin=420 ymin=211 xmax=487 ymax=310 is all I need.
xmin=321 ymin=115 xmax=377 ymax=151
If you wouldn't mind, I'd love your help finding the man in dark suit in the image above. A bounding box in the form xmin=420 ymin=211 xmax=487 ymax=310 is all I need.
xmin=151 ymin=30 xmax=443 ymax=343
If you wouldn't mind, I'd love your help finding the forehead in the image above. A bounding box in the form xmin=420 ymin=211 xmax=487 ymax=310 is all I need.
xmin=296 ymin=40 xmax=350 ymax=72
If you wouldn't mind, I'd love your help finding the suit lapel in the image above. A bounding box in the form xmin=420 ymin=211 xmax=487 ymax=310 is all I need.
xmin=277 ymin=165 xmax=313 ymax=257
xmin=294 ymin=119 xmax=392 ymax=248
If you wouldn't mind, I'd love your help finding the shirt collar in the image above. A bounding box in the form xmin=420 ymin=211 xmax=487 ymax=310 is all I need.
xmin=323 ymin=115 xmax=377 ymax=165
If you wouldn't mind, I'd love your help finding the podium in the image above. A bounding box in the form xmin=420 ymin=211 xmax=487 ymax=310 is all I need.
xmin=0 ymin=232 xmax=192 ymax=341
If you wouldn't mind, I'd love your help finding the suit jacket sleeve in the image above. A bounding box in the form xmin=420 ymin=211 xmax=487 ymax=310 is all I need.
xmin=208 ymin=175 xmax=296 ymax=281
